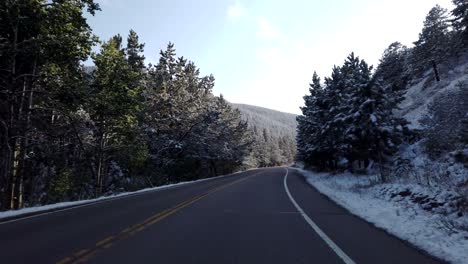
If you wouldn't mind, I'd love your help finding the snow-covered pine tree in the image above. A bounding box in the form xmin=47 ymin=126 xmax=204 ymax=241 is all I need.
xmin=374 ymin=42 xmax=410 ymax=91
xmin=451 ymin=0 xmax=468 ymax=46
xmin=412 ymin=5 xmax=451 ymax=77
xmin=297 ymin=71 xmax=329 ymax=167
xmin=338 ymin=53 xmax=374 ymax=168
xmin=181 ymin=95 xmax=252 ymax=178
xmin=321 ymin=64 xmax=350 ymax=169
xmin=143 ymin=43 xmax=253 ymax=182
xmin=346 ymin=72 xmax=408 ymax=174
xmin=297 ymin=53 xmax=409 ymax=174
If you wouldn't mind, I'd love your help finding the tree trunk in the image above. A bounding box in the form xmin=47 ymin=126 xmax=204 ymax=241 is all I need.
xmin=0 ymin=120 xmax=12 ymax=210
xmin=431 ymin=60 xmax=440 ymax=82
xmin=96 ymin=130 xmax=107 ymax=197
xmin=13 ymin=80 xmax=28 ymax=209
xmin=210 ymin=160 xmax=218 ymax=176
xmin=15 ymin=61 xmax=37 ymax=209
xmin=69 ymin=116 xmax=97 ymax=186
xmin=7 ymin=23 xmax=19 ymax=210
xmin=96 ymin=147 xmax=103 ymax=197
xmin=10 ymin=144 xmax=20 ymax=209
xmin=378 ymin=151 xmax=386 ymax=183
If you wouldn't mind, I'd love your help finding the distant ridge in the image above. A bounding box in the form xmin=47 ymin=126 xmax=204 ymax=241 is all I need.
xmin=232 ymin=103 xmax=297 ymax=138
xmin=231 ymin=103 xmax=297 ymax=167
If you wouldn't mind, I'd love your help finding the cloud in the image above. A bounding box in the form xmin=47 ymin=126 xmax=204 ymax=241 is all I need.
xmin=248 ymin=43 xmax=315 ymax=114
xmin=256 ymin=18 xmax=285 ymax=41
xmin=247 ymin=40 xmax=342 ymax=114
xmin=227 ymin=1 xmax=247 ymax=21
xmin=218 ymin=0 xmax=458 ymax=114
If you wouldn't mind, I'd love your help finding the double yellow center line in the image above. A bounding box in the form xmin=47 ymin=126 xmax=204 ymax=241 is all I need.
xmin=57 ymin=173 xmax=258 ymax=264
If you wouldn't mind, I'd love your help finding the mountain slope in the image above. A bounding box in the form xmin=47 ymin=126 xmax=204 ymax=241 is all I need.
xmin=232 ymin=103 xmax=297 ymax=167
xmin=232 ymin=103 xmax=297 ymax=138
xmin=397 ymin=54 xmax=468 ymax=129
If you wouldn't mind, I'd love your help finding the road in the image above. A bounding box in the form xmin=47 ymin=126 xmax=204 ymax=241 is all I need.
xmin=0 ymin=167 xmax=442 ymax=264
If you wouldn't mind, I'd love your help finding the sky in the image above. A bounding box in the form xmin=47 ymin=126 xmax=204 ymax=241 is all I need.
xmin=87 ymin=0 xmax=454 ymax=114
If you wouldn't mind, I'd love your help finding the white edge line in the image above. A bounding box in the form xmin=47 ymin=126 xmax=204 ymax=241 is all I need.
xmin=0 ymin=169 xmax=261 ymax=225
xmin=283 ymin=167 xmax=356 ymax=264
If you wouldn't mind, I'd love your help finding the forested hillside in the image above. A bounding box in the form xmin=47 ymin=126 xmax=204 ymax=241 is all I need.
xmin=0 ymin=1 xmax=254 ymax=210
xmin=296 ymin=1 xmax=467 ymax=216
xmin=295 ymin=4 xmax=467 ymax=255
xmin=233 ymin=104 xmax=297 ymax=167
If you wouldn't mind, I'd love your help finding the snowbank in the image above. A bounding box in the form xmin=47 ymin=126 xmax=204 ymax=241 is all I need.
xmin=294 ymin=168 xmax=468 ymax=264
xmin=0 ymin=171 xmax=244 ymax=221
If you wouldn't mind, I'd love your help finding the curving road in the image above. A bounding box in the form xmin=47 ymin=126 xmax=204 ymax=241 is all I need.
xmin=0 ymin=167 xmax=442 ymax=264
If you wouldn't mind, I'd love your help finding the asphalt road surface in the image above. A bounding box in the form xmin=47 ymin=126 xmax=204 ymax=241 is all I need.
xmin=0 ymin=167 xmax=442 ymax=264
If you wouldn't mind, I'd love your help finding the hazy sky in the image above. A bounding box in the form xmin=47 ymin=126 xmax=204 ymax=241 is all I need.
xmin=88 ymin=0 xmax=453 ymax=114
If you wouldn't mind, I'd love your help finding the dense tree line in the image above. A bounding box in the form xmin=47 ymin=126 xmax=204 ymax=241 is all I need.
xmin=247 ymin=126 xmax=295 ymax=167
xmin=234 ymin=104 xmax=297 ymax=167
xmin=0 ymin=1 xmax=253 ymax=210
xmin=297 ymin=56 xmax=409 ymax=178
xmin=297 ymin=1 xmax=468 ymax=178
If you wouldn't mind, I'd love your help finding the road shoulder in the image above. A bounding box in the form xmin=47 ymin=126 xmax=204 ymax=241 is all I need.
xmin=286 ymin=167 xmax=444 ymax=264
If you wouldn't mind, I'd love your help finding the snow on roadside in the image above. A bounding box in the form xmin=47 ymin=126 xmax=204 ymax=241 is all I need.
xmin=293 ymin=168 xmax=468 ymax=264
xmin=0 ymin=171 xmax=245 ymax=220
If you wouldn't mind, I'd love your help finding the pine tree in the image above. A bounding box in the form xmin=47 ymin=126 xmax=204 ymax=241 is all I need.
xmin=297 ymin=53 xmax=409 ymax=173
xmin=87 ymin=37 xmax=141 ymax=196
xmin=0 ymin=0 xmax=100 ymax=209
xmin=340 ymin=54 xmax=373 ymax=166
xmin=297 ymin=71 xmax=328 ymax=167
xmin=126 ymin=29 xmax=146 ymax=72
xmin=452 ymin=0 xmax=468 ymax=43
xmin=412 ymin=5 xmax=451 ymax=77
xmin=203 ymin=96 xmax=253 ymax=175
xmin=121 ymin=30 xmax=147 ymax=185
xmin=322 ymin=64 xmax=349 ymax=169
xmin=374 ymin=42 xmax=410 ymax=91
xmin=143 ymin=43 xmax=253 ymax=182
xmin=346 ymin=77 xmax=408 ymax=174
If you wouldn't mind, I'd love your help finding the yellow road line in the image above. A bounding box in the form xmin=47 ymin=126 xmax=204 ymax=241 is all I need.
xmin=95 ymin=236 xmax=115 ymax=247
xmin=56 ymin=257 xmax=72 ymax=264
xmin=102 ymin=243 xmax=113 ymax=249
xmin=71 ymin=250 xmax=99 ymax=264
xmin=74 ymin=249 xmax=90 ymax=257
xmin=56 ymin=172 xmax=261 ymax=264
xmin=120 ymin=227 xmax=132 ymax=234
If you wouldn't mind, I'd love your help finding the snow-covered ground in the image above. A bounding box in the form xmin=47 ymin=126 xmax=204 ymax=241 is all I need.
xmin=397 ymin=59 xmax=468 ymax=129
xmin=294 ymin=168 xmax=468 ymax=264
xmin=0 ymin=171 xmax=244 ymax=221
